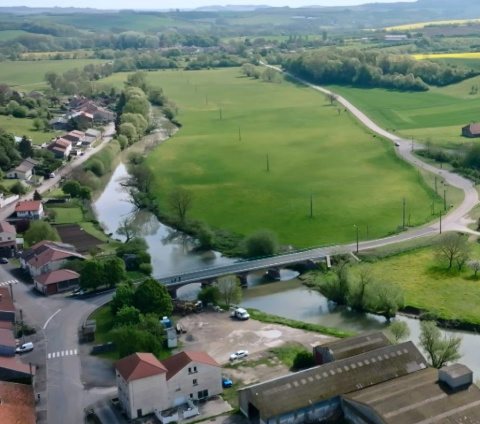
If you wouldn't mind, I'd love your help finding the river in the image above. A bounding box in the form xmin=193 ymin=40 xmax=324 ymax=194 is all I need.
xmin=94 ymin=162 xmax=480 ymax=378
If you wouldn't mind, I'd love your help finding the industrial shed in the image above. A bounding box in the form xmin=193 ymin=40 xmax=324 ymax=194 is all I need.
xmin=238 ymin=341 xmax=427 ymax=424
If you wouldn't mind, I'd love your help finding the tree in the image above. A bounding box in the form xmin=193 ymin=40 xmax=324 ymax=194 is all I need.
xmin=111 ymin=326 xmax=162 ymax=358
xmin=25 ymin=221 xmax=60 ymax=245
xmin=125 ymin=71 xmax=150 ymax=94
xmin=292 ymin=351 xmax=315 ymax=370
xmin=62 ymin=180 xmax=82 ymax=198
xmin=262 ymin=67 xmax=280 ymax=83
xmin=33 ymin=190 xmax=42 ymax=201
xmin=110 ymin=282 xmax=135 ymax=315
xmin=367 ymin=280 xmax=404 ymax=321
xmin=467 ymin=259 xmax=480 ymax=278
xmin=133 ymin=278 xmax=173 ymax=316
xmin=244 ymin=229 xmax=279 ymax=258
xmin=10 ymin=181 xmax=26 ymax=195
xmin=104 ymin=257 xmax=126 ymax=287
xmin=115 ymin=305 xmax=141 ymax=327
xmin=18 ymin=136 xmax=34 ymax=159
xmin=117 ymin=216 xmax=138 ymax=243
xmin=419 ymin=320 xmax=462 ymax=368
xmin=389 ymin=321 xmax=411 ymax=342
xmin=435 ymin=233 xmax=471 ymax=270
xmin=240 ymin=63 xmax=256 ymax=77
xmin=325 ymin=92 xmax=338 ymax=105
xmin=79 ymin=186 xmax=92 ymax=200
xmin=168 ymin=187 xmax=194 ymax=223
xmin=79 ymin=260 xmax=106 ymax=290
xmin=32 ymin=118 xmax=44 ymax=131
xmin=119 ymin=122 xmax=138 ymax=144
xmin=198 ymin=285 xmax=220 ymax=305
xmin=216 ymin=276 xmax=242 ymax=308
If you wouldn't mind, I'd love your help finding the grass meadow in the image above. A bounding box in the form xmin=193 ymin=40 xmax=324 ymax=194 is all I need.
xmin=103 ymin=68 xmax=446 ymax=247
xmin=0 ymin=59 xmax=107 ymax=87
xmin=358 ymin=242 xmax=480 ymax=326
xmin=0 ymin=116 xmax=55 ymax=145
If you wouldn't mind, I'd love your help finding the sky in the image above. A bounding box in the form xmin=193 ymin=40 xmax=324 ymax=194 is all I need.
xmin=6 ymin=0 xmax=417 ymax=10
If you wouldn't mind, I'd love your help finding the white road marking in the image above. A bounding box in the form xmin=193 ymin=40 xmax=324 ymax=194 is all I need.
xmin=43 ymin=309 xmax=61 ymax=330
xmin=47 ymin=349 xmax=78 ymax=360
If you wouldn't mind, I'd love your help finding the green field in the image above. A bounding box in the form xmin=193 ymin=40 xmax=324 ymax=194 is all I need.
xmin=327 ymin=75 xmax=480 ymax=148
xmin=0 ymin=30 xmax=30 ymax=40
xmin=103 ymin=68 xmax=447 ymax=247
xmin=358 ymin=243 xmax=480 ymax=326
xmin=0 ymin=59 xmax=107 ymax=87
xmin=0 ymin=115 xmax=55 ymax=145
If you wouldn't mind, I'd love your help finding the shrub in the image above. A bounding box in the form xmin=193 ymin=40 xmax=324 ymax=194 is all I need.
xmin=292 ymin=351 xmax=315 ymax=370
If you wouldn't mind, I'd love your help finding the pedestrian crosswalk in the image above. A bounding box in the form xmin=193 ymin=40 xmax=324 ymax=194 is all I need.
xmin=0 ymin=280 xmax=18 ymax=287
xmin=47 ymin=349 xmax=78 ymax=359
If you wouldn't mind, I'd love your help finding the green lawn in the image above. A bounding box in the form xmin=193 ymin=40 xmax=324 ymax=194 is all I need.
xmin=0 ymin=115 xmax=55 ymax=145
xmin=357 ymin=243 xmax=480 ymax=326
xmin=0 ymin=59 xmax=107 ymax=87
xmin=326 ymin=74 xmax=480 ymax=148
xmin=49 ymin=206 xmax=84 ymax=224
xmin=101 ymin=68 xmax=450 ymax=247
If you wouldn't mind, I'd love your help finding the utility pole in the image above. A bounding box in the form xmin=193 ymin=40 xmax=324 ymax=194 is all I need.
xmin=354 ymin=224 xmax=359 ymax=253
xmin=444 ymin=189 xmax=447 ymax=212
xmin=402 ymin=198 xmax=406 ymax=229
xmin=9 ymin=282 xmax=13 ymax=302
xmin=20 ymin=309 xmax=25 ymax=344
xmin=310 ymin=195 xmax=313 ymax=218
xmin=266 ymin=154 xmax=270 ymax=172
xmin=435 ymin=175 xmax=437 ymax=194
xmin=439 ymin=211 xmax=442 ymax=234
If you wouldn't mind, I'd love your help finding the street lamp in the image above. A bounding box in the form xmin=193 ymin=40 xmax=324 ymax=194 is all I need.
xmin=354 ymin=225 xmax=359 ymax=253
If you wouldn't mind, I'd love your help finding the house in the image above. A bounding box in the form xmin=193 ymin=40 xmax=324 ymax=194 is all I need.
xmin=0 ymin=328 xmax=16 ymax=357
xmin=342 ymin=365 xmax=480 ymax=423
xmin=0 ymin=381 xmax=36 ymax=424
xmin=462 ymin=123 xmax=480 ymax=138
xmin=47 ymin=137 xmax=72 ymax=158
xmin=34 ymin=269 xmax=80 ymax=295
xmin=238 ymin=340 xmax=427 ymax=424
xmin=49 ymin=117 xmax=69 ymax=131
xmin=384 ymin=34 xmax=408 ymax=42
xmin=6 ymin=157 xmax=41 ymax=180
xmin=78 ymin=103 xmax=115 ymax=122
xmin=0 ymin=356 xmax=35 ymax=383
xmin=21 ymin=242 xmax=84 ymax=277
xmin=313 ymin=331 xmax=390 ymax=365
xmin=115 ymin=350 xmax=221 ymax=420
xmin=61 ymin=130 xmax=85 ymax=143
xmin=70 ymin=111 xmax=93 ymax=128
xmin=0 ymin=221 xmax=17 ymax=258
xmin=0 ymin=287 xmax=16 ymax=323
xmin=83 ymin=128 xmax=101 ymax=145
xmin=15 ymin=200 xmax=44 ymax=221
xmin=27 ymin=90 xmax=44 ymax=100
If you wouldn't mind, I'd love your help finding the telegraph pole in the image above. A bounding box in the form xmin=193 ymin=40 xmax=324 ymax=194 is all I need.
xmin=444 ymin=189 xmax=447 ymax=212
xmin=439 ymin=211 xmax=442 ymax=234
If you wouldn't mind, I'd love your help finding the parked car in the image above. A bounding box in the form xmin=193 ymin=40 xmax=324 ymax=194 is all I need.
xmin=0 ymin=257 xmax=8 ymax=264
xmin=72 ymin=288 xmax=84 ymax=295
xmin=222 ymin=376 xmax=233 ymax=388
xmin=230 ymin=350 xmax=249 ymax=361
xmin=16 ymin=342 xmax=34 ymax=354
xmin=394 ymin=142 xmax=400 ymax=147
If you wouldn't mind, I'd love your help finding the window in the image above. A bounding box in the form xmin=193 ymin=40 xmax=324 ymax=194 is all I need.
xmin=198 ymin=389 xmax=208 ymax=399
xmin=188 ymin=366 xmax=198 ymax=374
xmin=193 ymin=379 xmax=198 ymax=386
xmin=189 ymin=394 xmax=193 ymax=399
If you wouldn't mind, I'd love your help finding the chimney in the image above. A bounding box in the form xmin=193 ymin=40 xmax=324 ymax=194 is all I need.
xmin=439 ymin=364 xmax=473 ymax=391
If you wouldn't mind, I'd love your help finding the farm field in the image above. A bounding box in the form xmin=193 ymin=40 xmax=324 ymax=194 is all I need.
xmin=385 ymin=19 xmax=480 ymax=31
xmin=104 ymin=68 xmax=445 ymax=247
xmin=357 ymin=242 xmax=480 ymax=326
xmin=0 ymin=58 xmax=107 ymax=87
xmin=413 ymin=52 xmax=480 ymax=60
xmin=327 ymin=75 xmax=480 ymax=148
xmin=0 ymin=115 xmax=56 ymax=145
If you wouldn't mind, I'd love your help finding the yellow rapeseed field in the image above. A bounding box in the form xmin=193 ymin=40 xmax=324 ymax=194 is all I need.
xmin=385 ymin=19 xmax=480 ymax=31
xmin=412 ymin=52 xmax=480 ymax=60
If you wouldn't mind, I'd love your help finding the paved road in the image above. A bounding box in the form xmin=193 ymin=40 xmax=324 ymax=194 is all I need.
xmin=0 ymin=123 xmax=115 ymax=222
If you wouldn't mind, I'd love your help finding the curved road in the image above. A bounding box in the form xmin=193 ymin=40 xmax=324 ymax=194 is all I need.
xmin=264 ymin=63 xmax=479 ymax=242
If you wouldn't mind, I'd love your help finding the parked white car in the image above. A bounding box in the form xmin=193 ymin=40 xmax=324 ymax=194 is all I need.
xmin=16 ymin=342 xmax=34 ymax=354
xmin=230 ymin=350 xmax=249 ymax=361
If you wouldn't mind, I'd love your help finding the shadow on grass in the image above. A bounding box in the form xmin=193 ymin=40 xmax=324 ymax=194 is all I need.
xmin=425 ymin=264 xmax=464 ymax=279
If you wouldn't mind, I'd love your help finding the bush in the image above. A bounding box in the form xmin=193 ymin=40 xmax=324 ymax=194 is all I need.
xmin=292 ymin=351 xmax=315 ymax=370
xmin=139 ymin=263 xmax=153 ymax=276
xmin=87 ymin=159 xmax=105 ymax=177
xmin=244 ymin=229 xmax=279 ymax=258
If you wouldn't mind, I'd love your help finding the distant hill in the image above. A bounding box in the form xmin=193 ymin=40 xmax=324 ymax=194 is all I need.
xmin=193 ymin=5 xmax=272 ymax=12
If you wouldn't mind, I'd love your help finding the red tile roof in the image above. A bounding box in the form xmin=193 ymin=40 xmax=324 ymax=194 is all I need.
xmin=0 ymin=287 xmax=15 ymax=313
xmin=0 ymin=381 xmax=35 ymax=424
xmin=0 ymin=221 xmax=15 ymax=235
xmin=0 ymin=356 xmax=35 ymax=376
xmin=27 ymin=246 xmax=84 ymax=270
xmin=161 ymin=351 xmax=220 ymax=381
xmin=115 ymin=353 xmax=167 ymax=382
xmin=34 ymin=269 xmax=79 ymax=286
xmin=0 ymin=328 xmax=15 ymax=348
xmin=15 ymin=200 xmax=42 ymax=213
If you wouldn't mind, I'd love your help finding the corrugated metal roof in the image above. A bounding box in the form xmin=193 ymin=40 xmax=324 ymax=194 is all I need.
xmin=343 ymin=367 xmax=480 ymax=424
xmin=240 ymin=341 xmax=427 ymax=419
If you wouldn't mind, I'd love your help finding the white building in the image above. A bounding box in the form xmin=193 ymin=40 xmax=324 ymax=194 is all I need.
xmin=115 ymin=351 xmax=222 ymax=420
xmin=14 ymin=200 xmax=44 ymax=220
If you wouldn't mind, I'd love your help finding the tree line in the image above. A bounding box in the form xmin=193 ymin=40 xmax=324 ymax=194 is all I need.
xmin=283 ymin=49 xmax=479 ymax=91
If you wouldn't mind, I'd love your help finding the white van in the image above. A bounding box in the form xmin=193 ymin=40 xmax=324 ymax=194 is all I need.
xmin=16 ymin=342 xmax=34 ymax=354
xmin=231 ymin=308 xmax=250 ymax=320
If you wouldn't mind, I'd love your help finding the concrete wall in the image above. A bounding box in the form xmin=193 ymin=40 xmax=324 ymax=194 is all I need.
xmin=117 ymin=371 xmax=169 ymax=420
xmin=167 ymin=361 xmax=221 ymax=406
